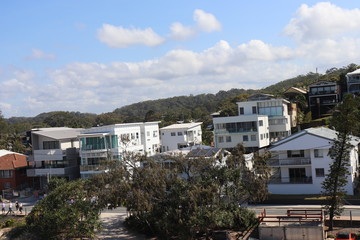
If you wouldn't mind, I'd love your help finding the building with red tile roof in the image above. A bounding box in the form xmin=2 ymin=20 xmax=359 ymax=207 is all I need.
xmin=0 ymin=150 xmax=30 ymax=192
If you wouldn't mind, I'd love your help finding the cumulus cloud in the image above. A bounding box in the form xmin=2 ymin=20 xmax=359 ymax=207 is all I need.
xmin=284 ymin=2 xmax=360 ymax=42
xmin=97 ymin=24 xmax=165 ymax=48
xmin=170 ymin=9 xmax=221 ymax=40
xmin=193 ymin=9 xmax=222 ymax=32
xmin=25 ymin=48 xmax=56 ymax=61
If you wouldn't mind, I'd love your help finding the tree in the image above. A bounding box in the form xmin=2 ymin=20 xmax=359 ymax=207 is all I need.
xmin=322 ymin=94 xmax=360 ymax=230
xmin=26 ymin=179 xmax=101 ymax=239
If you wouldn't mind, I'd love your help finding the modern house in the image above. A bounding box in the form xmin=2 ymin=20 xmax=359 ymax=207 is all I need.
xmin=308 ymin=81 xmax=340 ymax=119
xmin=346 ymin=68 xmax=360 ymax=95
xmin=160 ymin=122 xmax=202 ymax=152
xmin=212 ymin=95 xmax=292 ymax=151
xmin=26 ymin=127 xmax=82 ymax=188
xmin=267 ymin=127 xmax=359 ymax=195
xmin=0 ymin=150 xmax=30 ymax=192
xmin=78 ymin=122 xmax=160 ymax=179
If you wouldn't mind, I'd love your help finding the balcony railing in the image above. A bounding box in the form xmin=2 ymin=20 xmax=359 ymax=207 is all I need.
xmin=268 ymin=158 xmax=311 ymax=166
xmin=80 ymin=165 xmax=109 ymax=172
xmin=268 ymin=176 xmax=313 ymax=184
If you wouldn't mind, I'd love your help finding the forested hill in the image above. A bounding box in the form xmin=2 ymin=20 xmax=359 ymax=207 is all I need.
xmin=113 ymin=88 xmax=256 ymax=122
xmin=5 ymin=64 xmax=359 ymax=128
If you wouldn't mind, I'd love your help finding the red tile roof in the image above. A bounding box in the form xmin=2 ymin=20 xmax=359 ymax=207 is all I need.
xmin=0 ymin=153 xmax=28 ymax=170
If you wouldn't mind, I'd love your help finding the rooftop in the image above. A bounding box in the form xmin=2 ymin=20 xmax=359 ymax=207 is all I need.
xmin=32 ymin=127 xmax=83 ymax=140
xmin=160 ymin=122 xmax=202 ymax=130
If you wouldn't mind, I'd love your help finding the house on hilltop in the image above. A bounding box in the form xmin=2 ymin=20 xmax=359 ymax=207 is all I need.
xmin=267 ymin=127 xmax=359 ymax=195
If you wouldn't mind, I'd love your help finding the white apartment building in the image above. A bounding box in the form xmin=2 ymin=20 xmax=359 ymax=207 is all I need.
xmin=78 ymin=122 xmax=160 ymax=178
xmin=26 ymin=127 xmax=82 ymax=188
xmin=213 ymin=97 xmax=291 ymax=150
xmin=268 ymin=127 xmax=359 ymax=195
xmin=160 ymin=122 xmax=203 ymax=152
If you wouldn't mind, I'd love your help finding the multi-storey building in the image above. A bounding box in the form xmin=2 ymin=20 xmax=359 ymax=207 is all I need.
xmin=26 ymin=127 xmax=82 ymax=188
xmin=78 ymin=122 xmax=160 ymax=179
xmin=308 ymin=81 xmax=340 ymax=119
xmin=268 ymin=127 xmax=359 ymax=195
xmin=346 ymin=68 xmax=360 ymax=94
xmin=212 ymin=96 xmax=291 ymax=151
xmin=160 ymin=122 xmax=202 ymax=152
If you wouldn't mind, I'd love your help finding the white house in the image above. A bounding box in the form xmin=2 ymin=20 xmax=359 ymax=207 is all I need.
xmin=346 ymin=68 xmax=360 ymax=94
xmin=268 ymin=127 xmax=360 ymax=195
xmin=160 ymin=122 xmax=202 ymax=152
xmin=78 ymin=122 xmax=160 ymax=178
xmin=26 ymin=127 xmax=83 ymax=188
xmin=212 ymin=96 xmax=292 ymax=151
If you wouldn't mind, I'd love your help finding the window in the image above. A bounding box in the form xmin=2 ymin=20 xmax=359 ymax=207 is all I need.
xmin=252 ymin=106 xmax=257 ymax=114
xmin=153 ymin=131 xmax=158 ymax=137
xmin=315 ymin=168 xmax=325 ymax=177
xmin=260 ymin=134 xmax=263 ymax=140
xmin=43 ymin=141 xmax=59 ymax=150
xmin=314 ymin=149 xmax=323 ymax=158
xmin=171 ymin=132 xmax=176 ymax=136
xmin=251 ymin=135 xmax=256 ymax=141
xmin=226 ymin=136 xmax=231 ymax=142
xmin=259 ymin=120 xmax=263 ymax=126
xmin=147 ymin=131 xmax=150 ymax=137
xmin=287 ymin=150 xmax=305 ymax=158
xmin=218 ymin=136 xmax=224 ymax=143
xmin=177 ymin=132 xmax=183 ymax=136
xmin=239 ymin=107 xmax=244 ymax=115
xmin=243 ymin=135 xmax=249 ymax=141
xmin=0 ymin=170 xmax=12 ymax=178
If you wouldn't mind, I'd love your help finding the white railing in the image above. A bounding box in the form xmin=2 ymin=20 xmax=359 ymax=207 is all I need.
xmin=268 ymin=158 xmax=311 ymax=166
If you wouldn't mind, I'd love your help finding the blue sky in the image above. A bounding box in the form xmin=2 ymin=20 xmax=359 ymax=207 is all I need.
xmin=1 ymin=1 xmax=360 ymax=118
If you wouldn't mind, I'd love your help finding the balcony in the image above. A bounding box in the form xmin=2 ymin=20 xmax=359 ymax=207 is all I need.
xmin=32 ymin=149 xmax=65 ymax=161
xmin=80 ymin=165 xmax=109 ymax=172
xmin=268 ymin=158 xmax=311 ymax=166
xmin=268 ymin=176 xmax=313 ymax=184
xmin=27 ymin=167 xmax=69 ymax=177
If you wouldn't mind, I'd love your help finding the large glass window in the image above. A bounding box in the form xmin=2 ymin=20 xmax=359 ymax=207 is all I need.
xmin=43 ymin=141 xmax=59 ymax=149
xmin=111 ymin=135 xmax=118 ymax=148
xmin=81 ymin=137 xmax=110 ymax=150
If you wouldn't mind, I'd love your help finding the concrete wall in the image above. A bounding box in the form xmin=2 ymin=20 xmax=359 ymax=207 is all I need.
xmin=259 ymin=224 xmax=324 ymax=240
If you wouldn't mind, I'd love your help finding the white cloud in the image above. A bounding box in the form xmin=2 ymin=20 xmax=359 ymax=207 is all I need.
xmin=25 ymin=48 xmax=56 ymax=60
xmin=170 ymin=9 xmax=221 ymax=40
xmin=193 ymin=9 xmax=222 ymax=32
xmin=284 ymin=2 xmax=360 ymax=42
xmin=169 ymin=22 xmax=196 ymax=41
xmin=97 ymin=24 xmax=165 ymax=48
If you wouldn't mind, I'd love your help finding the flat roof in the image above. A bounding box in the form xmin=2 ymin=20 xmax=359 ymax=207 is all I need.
xmin=160 ymin=122 xmax=202 ymax=130
xmin=32 ymin=128 xmax=83 ymax=140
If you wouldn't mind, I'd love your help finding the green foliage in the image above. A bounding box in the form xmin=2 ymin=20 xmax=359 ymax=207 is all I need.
xmin=322 ymin=94 xmax=360 ymax=230
xmin=91 ymin=145 xmax=269 ymax=239
xmin=26 ymin=179 xmax=101 ymax=239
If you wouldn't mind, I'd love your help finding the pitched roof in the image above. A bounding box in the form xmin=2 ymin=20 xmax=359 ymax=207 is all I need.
xmin=270 ymin=127 xmax=360 ymax=151
xmin=0 ymin=152 xmax=28 ymax=170
xmin=160 ymin=122 xmax=202 ymax=130
xmin=347 ymin=69 xmax=360 ymax=76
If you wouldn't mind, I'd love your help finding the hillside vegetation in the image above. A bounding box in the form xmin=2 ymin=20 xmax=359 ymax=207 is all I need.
xmin=3 ymin=63 xmax=359 ymax=129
